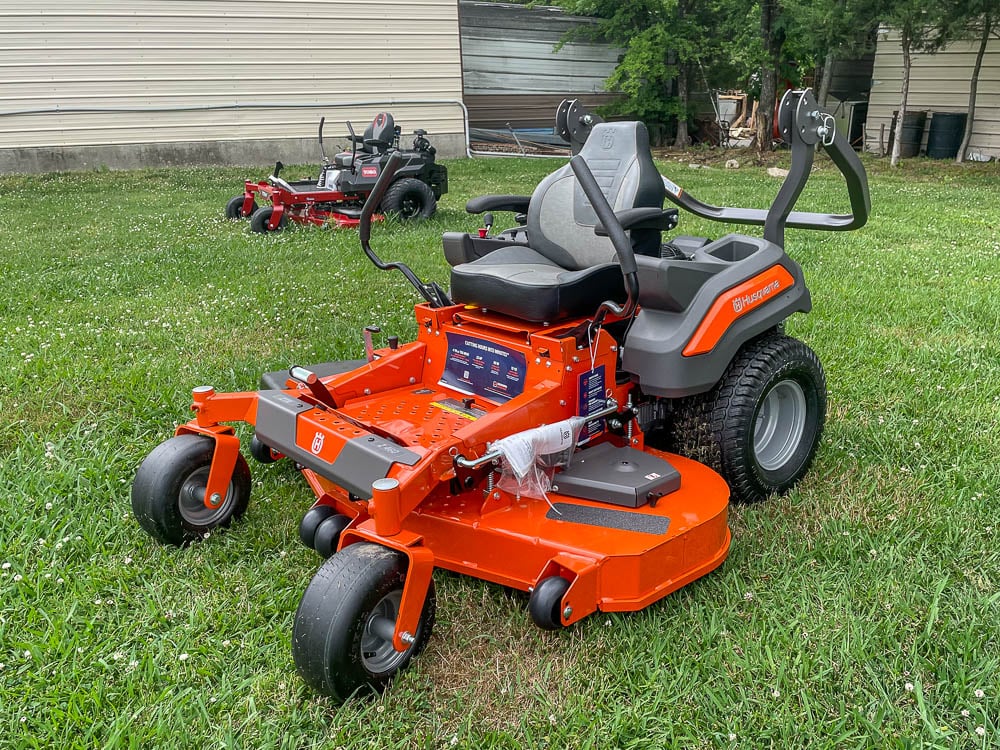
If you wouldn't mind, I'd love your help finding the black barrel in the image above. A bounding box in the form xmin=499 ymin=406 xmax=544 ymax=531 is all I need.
xmin=897 ymin=110 xmax=927 ymax=157
xmin=887 ymin=110 xmax=927 ymax=158
xmin=927 ymin=112 xmax=968 ymax=159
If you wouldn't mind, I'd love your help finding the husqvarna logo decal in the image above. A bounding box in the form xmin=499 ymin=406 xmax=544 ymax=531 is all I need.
xmin=732 ymin=280 xmax=782 ymax=313
xmin=311 ymin=431 xmax=325 ymax=455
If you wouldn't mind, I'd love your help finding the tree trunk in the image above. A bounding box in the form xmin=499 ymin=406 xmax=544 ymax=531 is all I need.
xmin=756 ymin=0 xmax=783 ymax=154
xmin=957 ymin=15 xmax=992 ymax=164
xmin=890 ymin=28 xmax=912 ymax=167
xmin=675 ymin=65 xmax=690 ymax=147
xmin=818 ymin=50 xmax=835 ymax=106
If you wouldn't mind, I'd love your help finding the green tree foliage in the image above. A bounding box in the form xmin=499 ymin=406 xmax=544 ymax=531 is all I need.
xmin=550 ymin=0 xmax=738 ymax=145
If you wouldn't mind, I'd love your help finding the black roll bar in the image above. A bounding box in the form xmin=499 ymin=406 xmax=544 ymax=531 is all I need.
xmin=662 ymin=88 xmax=870 ymax=248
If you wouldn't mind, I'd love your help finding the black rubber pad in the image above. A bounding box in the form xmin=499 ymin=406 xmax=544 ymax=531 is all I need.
xmin=546 ymin=502 xmax=670 ymax=535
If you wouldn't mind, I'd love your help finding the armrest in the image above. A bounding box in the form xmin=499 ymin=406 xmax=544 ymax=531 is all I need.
xmin=594 ymin=207 xmax=679 ymax=236
xmin=466 ymin=195 xmax=531 ymax=215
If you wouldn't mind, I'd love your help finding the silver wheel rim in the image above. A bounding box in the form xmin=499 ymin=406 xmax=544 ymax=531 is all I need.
xmin=178 ymin=466 xmax=235 ymax=527
xmin=361 ymin=590 xmax=409 ymax=673
xmin=754 ymin=379 xmax=808 ymax=471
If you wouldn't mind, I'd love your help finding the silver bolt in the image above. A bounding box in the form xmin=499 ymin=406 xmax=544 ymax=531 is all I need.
xmin=562 ymin=606 xmax=572 ymax=620
xmin=209 ymin=493 xmax=222 ymax=506
xmin=400 ymin=631 xmax=415 ymax=645
xmin=409 ymin=377 xmax=416 ymax=384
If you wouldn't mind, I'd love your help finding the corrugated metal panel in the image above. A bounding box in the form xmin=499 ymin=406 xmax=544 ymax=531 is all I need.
xmin=464 ymin=93 xmax=619 ymax=129
xmin=0 ymin=0 xmax=465 ymax=150
xmin=459 ymin=0 xmax=620 ymax=127
xmin=866 ymin=29 xmax=1000 ymax=157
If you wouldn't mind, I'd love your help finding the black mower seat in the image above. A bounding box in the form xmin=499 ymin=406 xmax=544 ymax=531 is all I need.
xmin=451 ymin=246 xmax=625 ymax=322
xmin=450 ymin=121 xmax=665 ymax=323
xmin=334 ymin=152 xmax=356 ymax=169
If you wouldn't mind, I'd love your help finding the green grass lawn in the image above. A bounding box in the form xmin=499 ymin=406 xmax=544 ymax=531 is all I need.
xmin=1 ymin=153 xmax=998 ymax=748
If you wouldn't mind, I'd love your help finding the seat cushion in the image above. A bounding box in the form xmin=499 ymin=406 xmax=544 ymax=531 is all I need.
xmin=450 ymin=246 xmax=625 ymax=323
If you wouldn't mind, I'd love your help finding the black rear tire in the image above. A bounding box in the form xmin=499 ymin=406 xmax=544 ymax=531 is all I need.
xmin=664 ymin=333 xmax=826 ymax=504
xmin=292 ymin=543 xmax=435 ymax=701
xmin=131 ymin=435 xmax=251 ymax=546
xmin=380 ymin=178 xmax=436 ymax=220
xmin=225 ymin=195 xmax=256 ymax=220
xmin=250 ymin=206 xmax=287 ymax=233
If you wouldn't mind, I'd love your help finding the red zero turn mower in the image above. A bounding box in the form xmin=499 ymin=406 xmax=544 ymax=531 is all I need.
xmin=133 ymin=90 xmax=869 ymax=701
xmin=225 ymin=112 xmax=448 ymax=232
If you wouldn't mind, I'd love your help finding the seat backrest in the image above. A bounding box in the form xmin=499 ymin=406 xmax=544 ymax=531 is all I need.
xmin=526 ymin=122 xmax=664 ymax=271
xmin=365 ymin=112 xmax=396 ymax=151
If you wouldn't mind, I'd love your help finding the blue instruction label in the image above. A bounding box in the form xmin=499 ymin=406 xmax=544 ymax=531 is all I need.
xmin=578 ymin=365 xmax=606 ymax=440
xmin=439 ymin=333 xmax=527 ymax=403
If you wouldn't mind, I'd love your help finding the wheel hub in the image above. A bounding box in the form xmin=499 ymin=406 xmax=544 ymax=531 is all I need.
xmin=753 ymin=379 xmax=807 ymax=471
xmin=178 ymin=467 xmax=235 ymax=527
xmin=361 ymin=590 xmax=409 ymax=672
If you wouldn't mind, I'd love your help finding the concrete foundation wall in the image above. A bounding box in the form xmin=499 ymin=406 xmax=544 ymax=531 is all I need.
xmin=0 ymin=133 xmax=469 ymax=174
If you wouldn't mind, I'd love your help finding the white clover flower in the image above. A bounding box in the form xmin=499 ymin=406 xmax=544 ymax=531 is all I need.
xmin=905 ymin=682 xmax=914 ymax=692
xmin=976 ymin=727 xmax=985 ymax=737
xmin=975 ymin=689 xmax=985 ymax=699
xmin=178 ymin=653 xmax=189 ymax=662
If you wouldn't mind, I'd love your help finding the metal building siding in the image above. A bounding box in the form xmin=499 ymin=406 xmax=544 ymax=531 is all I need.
xmin=866 ymin=30 xmax=1000 ymax=157
xmin=459 ymin=1 xmax=620 ymax=127
xmin=0 ymin=1 xmax=465 ymax=150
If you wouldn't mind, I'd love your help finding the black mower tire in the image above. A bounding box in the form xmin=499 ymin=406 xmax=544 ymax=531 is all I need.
xmin=665 ymin=332 xmax=826 ymax=504
xmin=292 ymin=543 xmax=436 ymax=701
xmin=529 ymin=575 xmax=570 ymax=630
xmin=380 ymin=178 xmax=437 ymax=220
xmin=225 ymin=195 xmax=256 ymax=220
xmin=131 ymin=434 xmax=251 ymax=546
xmin=250 ymin=206 xmax=287 ymax=233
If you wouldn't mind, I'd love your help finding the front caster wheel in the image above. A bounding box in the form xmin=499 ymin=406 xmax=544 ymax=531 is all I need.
xmin=250 ymin=206 xmax=287 ymax=233
xmin=131 ymin=435 xmax=251 ymax=546
xmin=529 ymin=575 xmax=570 ymax=630
xmin=292 ymin=543 xmax=436 ymax=701
xmin=225 ymin=195 xmax=256 ymax=220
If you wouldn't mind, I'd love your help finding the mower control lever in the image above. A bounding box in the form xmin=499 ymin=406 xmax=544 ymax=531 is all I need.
xmin=318 ymin=117 xmax=329 ymax=164
xmin=569 ymin=156 xmax=639 ymax=325
xmin=358 ymin=152 xmax=452 ymax=308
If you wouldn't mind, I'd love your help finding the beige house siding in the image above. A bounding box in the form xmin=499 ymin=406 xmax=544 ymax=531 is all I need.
xmin=0 ymin=0 xmax=466 ymax=172
xmin=867 ymin=29 xmax=1000 ymax=159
